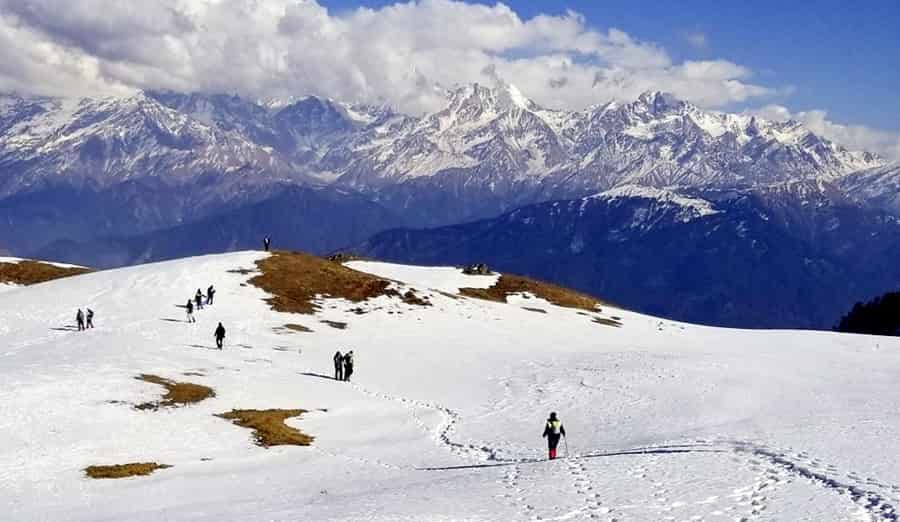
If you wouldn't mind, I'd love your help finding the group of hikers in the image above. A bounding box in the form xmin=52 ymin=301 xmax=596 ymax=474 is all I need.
xmin=74 ymin=308 xmax=94 ymax=331
xmin=185 ymin=285 xmax=216 ymax=323
xmin=332 ymin=350 xmax=355 ymax=381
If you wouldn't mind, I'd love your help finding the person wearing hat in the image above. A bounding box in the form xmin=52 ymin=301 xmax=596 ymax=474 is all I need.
xmin=542 ymin=412 xmax=566 ymax=460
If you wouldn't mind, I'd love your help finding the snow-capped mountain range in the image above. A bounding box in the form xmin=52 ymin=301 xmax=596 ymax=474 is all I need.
xmin=2 ymin=82 xmax=899 ymax=328
xmin=0 ymin=83 xmax=888 ymax=209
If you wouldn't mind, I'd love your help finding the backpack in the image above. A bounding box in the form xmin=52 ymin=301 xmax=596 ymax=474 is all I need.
xmin=547 ymin=420 xmax=562 ymax=435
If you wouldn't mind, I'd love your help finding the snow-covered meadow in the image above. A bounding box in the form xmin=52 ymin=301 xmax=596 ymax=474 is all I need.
xmin=2 ymin=251 xmax=900 ymax=521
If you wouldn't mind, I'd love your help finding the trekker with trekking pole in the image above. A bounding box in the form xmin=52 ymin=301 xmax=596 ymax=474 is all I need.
xmin=542 ymin=412 xmax=566 ymax=460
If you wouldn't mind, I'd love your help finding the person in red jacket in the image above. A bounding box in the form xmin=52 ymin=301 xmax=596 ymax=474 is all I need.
xmin=542 ymin=412 xmax=566 ymax=460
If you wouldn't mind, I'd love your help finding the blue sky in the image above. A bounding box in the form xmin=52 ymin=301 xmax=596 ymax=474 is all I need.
xmin=323 ymin=0 xmax=900 ymax=132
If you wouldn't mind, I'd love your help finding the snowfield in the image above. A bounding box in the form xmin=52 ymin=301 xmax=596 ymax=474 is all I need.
xmin=2 ymin=251 xmax=900 ymax=521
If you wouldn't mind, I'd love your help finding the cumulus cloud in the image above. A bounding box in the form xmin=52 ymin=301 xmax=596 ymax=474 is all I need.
xmin=751 ymin=105 xmax=900 ymax=161
xmin=0 ymin=0 xmax=779 ymax=115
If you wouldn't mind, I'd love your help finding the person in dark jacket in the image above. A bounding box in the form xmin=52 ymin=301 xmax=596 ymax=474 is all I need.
xmin=333 ymin=350 xmax=344 ymax=380
xmin=206 ymin=285 xmax=215 ymax=305
xmin=86 ymin=308 xmax=94 ymax=329
xmin=342 ymin=350 xmax=354 ymax=382
xmin=76 ymin=309 xmax=85 ymax=331
xmin=542 ymin=412 xmax=566 ymax=460
xmin=195 ymin=289 xmax=204 ymax=310
xmin=214 ymin=322 xmax=226 ymax=349
xmin=186 ymin=299 xmax=195 ymax=323
xmin=263 ymin=236 xmax=271 ymax=252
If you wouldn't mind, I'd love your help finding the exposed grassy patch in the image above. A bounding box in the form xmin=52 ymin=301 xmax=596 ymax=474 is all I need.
xmin=0 ymin=260 xmax=89 ymax=285
xmin=594 ymin=317 xmax=623 ymax=328
xmin=85 ymin=462 xmax=171 ymax=479
xmin=250 ymin=251 xmax=395 ymax=314
xmin=216 ymin=409 xmax=313 ymax=447
xmin=460 ymin=274 xmax=602 ymax=312
xmin=402 ymin=289 xmax=432 ymax=307
xmin=282 ymin=323 xmax=312 ymax=333
xmin=321 ymin=320 xmax=348 ymax=330
xmin=135 ymin=374 xmax=215 ymax=410
xmin=522 ymin=306 xmax=548 ymax=314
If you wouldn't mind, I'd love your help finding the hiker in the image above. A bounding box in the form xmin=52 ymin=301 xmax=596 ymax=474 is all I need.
xmin=542 ymin=412 xmax=566 ymax=460
xmin=86 ymin=308 xmax=94 ymax=329
xmin=76 ymin=309 xmax=85 ymax=331
xmin=195 ymin=289 xmax=204 ymax=310
xmin=186 ymin=299 xmax=196 ymax=323
xmin=263 ymin=236 xmax=271 ymax=252
xmin=206 ymin=285 xmax=216 ymax=305
xmin=333 ymin=350 xmax=343 ymax=381
xmin=342 ymin=350 xmax=354 ymax=382
xmin=214 ymin=322 xmax=226 ymax=349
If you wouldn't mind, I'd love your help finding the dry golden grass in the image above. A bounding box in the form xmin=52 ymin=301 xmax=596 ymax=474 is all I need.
xmin=594 ymin=317 xmax=623 ymax=328
xmin=250 ymin=251 xmax=394 ymax=314
xmin=135 ymin=374 xmax=215 ymax=410
xmin=460 ymin=274 xmax=602 ymax=312
xmin=216 ymin=409 xmax=313 ymax=447
xmin=0 ymin=260 xmax=89 ymax=285
xmin=320 ymin=320 xmax=348 ymax=330
xmin=283 ymin=323 xmax=312 ymax=332
xmin=85 ymin=462 xmax=171 ymax=479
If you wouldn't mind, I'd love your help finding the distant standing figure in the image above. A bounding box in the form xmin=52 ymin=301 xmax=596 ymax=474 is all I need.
xmin=86 ymin=308 xmax=94 ymax=329
xmin=214 ymin=322 xmax=226 ymax=349
xmin=342 ymin=350 xmax=354 ymax=382
xmin=76 ymin=309 xmax=85 ymax=331
xmin=263 ymin=236 xmax=271 ymax=252
xmin=206 ymin=285 xmax=216 ymax=305
xmin=186 ymin=299 xmax=196 ymax=323
xmin=542 ymin=412 xmax=566 ymax=460
xmin=333 ymin=350 xmax=343 ymax=381
xmin=195 ymin=289 xmax=204 ymax=310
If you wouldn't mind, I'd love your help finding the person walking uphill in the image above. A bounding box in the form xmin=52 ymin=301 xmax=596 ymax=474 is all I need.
xmin=263 ymin=236 xmax=271 ymax=252
xmin=86 ymin=308 xmax=94 ymax=329
xmin=333 ymin=350 xmax=344 ymax=381
xmin=214 ymin=322 xmax=226 ymax=349
xmin=206 ymin=285 xmax=216 ymax=305
xmin=76 ymin=309 xmax=85 ymax=331
xmin=542 ymin=412 xmax=566 ymax=460
xmin=186 ymin=299 xmax=196 ymax=323
xmin=195 ymin=289 xmax=204 ymax=310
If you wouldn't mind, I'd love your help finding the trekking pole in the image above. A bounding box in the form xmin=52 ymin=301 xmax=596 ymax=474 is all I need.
xmin=564 ymin=435 xmax=569 ymax=458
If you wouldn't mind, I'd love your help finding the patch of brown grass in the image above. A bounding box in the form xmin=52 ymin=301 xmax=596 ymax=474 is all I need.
xmin=216 ymin=409 xmax=313 ymax=447
xmin=135 ymin=374 xmax=215 ymax=410
xmin=402 ymin=289 xmax=432 ymax=307
xmin=460 ymin=274 xmax=602 ymax=312
xmin=282 ymin=323 xmax=312 ymax=333
xmin=522 ymin=306 xmax=548 ymax=314
xmin=250 ymin=251 xmax=394 ymax=314
xmin=321 ymin=320 xmax=348 ymax=330
xmin=593 ymin=317 xmax=623 ymax=328
xmin=85 ymin=462 xmax=171 ymax=479
xmin=0 ymin=260 xmax=89 ymax=285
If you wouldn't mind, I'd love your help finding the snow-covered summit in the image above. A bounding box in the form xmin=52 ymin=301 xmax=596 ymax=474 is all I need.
xmin=597 ymin=184 xmax=719 ymax=219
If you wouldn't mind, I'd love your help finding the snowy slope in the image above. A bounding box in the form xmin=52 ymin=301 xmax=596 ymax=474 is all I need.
xmin=3 ymin=252 xmax=900 ymax=521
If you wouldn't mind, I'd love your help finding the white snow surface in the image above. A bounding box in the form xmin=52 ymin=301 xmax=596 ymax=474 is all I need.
xmin=0 ymin=256 xmax=86 ymax=269
xmin=597 ymin=185 xmax=720 ymax=218
xmin=3 ymin=251 xmax=900 ymax=521
xmin=345 ymin=260 xmax=499 ymax=293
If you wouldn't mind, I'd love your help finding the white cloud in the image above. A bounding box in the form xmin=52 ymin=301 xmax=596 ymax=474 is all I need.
xmin=751 ymin=105 xmax=900 ymax=161
xmin=0 ymin=0 xmax=778 ymax=115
